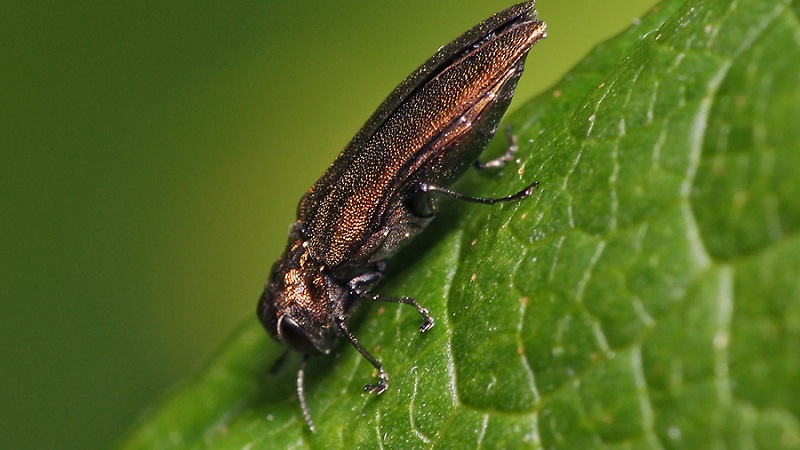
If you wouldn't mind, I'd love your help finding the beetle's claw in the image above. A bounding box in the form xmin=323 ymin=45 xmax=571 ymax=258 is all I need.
xmin=365 ymin=374 xmax=388 ymax=395
xmin=420 ymin=314 xmax=434 ymax=333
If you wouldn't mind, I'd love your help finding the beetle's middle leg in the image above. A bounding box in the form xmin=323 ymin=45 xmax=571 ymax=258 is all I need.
xmin=348 ymin=271 xmax=434 ymax=333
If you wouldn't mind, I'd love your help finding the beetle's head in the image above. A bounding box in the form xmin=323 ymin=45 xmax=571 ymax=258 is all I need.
xmin=257 ymin=239 xmax=346 ymax=355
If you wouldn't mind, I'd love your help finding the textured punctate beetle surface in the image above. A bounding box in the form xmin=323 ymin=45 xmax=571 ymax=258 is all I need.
xmin=257 ymin=1 xmax=546 ymax=431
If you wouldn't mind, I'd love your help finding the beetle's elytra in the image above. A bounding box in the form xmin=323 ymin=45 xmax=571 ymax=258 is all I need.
xmin=258 ymin=1 xmax=546 ymax=431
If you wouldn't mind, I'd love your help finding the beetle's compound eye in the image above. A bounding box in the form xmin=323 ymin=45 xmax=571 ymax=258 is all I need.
xmin=278 ymin=315 xmax=318 ymax=355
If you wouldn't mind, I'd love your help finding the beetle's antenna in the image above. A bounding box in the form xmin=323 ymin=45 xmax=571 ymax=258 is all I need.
xmin=297 ymin=355 xmax=316 ymax=432
xmin=269 ymin=350 xmax=289 ymax=375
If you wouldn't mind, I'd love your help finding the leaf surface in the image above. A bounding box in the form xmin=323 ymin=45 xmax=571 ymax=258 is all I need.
xmin=121 ymin=0 xmax=800 ymax=448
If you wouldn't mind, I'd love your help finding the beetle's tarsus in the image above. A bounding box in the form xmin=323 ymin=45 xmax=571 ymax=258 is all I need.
xmin=364 ymin=370 xmax=389 ymax=395
xmin=475 ymin=126 xmax=519 ymax=170
xmin=420 ymin=312 xmax=434 ymax=333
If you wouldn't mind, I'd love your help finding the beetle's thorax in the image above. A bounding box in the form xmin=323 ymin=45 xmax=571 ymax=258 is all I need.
xmin=257 ymin=232 xmax=348 ymax=355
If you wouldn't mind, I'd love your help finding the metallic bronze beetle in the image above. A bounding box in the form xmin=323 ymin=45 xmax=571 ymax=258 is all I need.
xmin=258 ymin=1 xmax=546 ymax=431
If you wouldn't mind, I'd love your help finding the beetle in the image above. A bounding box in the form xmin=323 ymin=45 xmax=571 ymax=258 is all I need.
xmin=257 ymin=1 xmax=546 ymax=431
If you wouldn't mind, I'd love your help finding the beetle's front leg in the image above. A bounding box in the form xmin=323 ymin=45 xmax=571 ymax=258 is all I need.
xmin=335 ymin=316 xmax=388 ymax=395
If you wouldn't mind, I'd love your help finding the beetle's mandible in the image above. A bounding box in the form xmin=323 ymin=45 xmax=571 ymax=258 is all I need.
xmin=257 ymin=1 xmax=546 ymax=432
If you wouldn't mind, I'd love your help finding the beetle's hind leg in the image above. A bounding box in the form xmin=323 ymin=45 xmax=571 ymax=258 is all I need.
xmin=457 ymin=125 xmax=538 ymax=202
xmin=419 ymin=180 xmax=538 ymax=205
xmin=474 ymin=126 xmax=519 ymax=170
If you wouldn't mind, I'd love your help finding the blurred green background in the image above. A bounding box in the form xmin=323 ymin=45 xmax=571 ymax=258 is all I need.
xmin=1 ymin=1 xmax=655 ymax=448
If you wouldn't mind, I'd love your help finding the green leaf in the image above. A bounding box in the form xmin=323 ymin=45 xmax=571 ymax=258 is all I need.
xmin=120 ymin=0 xmax=800 ymax=448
